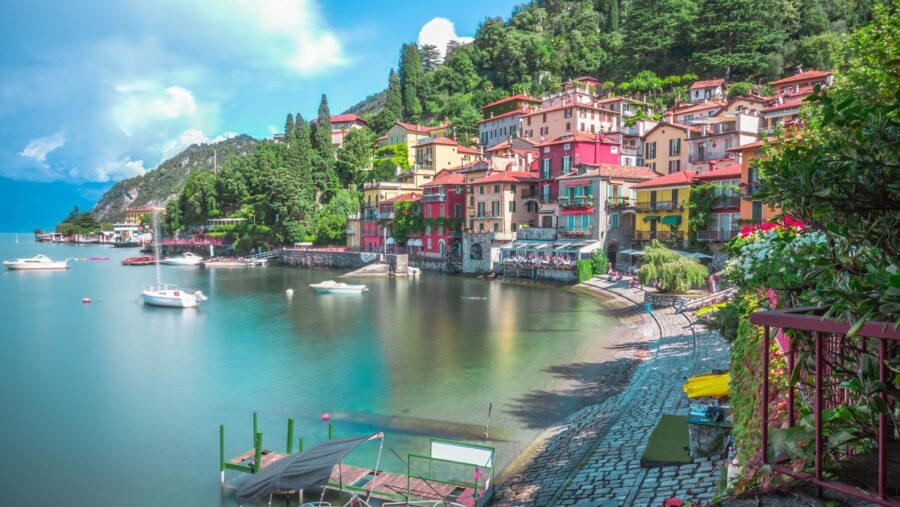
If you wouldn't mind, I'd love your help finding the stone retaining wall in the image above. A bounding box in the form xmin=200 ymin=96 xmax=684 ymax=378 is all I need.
xmin=279 ymin=249 xmax=380 ymax=270
xmin=644 ymin=292 xmax=686 ymax=308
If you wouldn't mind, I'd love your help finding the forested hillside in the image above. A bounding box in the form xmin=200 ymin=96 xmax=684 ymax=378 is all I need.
xmin=355 ymin=0 xmax=872 ymax=133
xmin=92 ymin=135 xmax=258 ymax=222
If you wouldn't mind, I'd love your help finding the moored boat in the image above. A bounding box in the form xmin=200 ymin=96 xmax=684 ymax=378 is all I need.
xmin=122 ymin=256 xmax=157 ymax=266
xmin=309 ymin=280 xmax=368 ymax=294
xmin=3 ymin=254 xmax=69 ymax=270
xmin=113 ymin=241 xmax=141 ymax=248
xmin=141 ymin=284 xmax=207 ymax=308
xmin=160 ymin=252 xmax=204 ymax=266
xmin=203 ymin=257 xmax=267 ymax=268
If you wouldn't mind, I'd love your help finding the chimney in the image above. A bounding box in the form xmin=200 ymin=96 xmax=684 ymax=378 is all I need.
xmin=796 ymin=65 xmax=804 ymax=75
xmin=708 ymin=160 xmax=717 ymax=173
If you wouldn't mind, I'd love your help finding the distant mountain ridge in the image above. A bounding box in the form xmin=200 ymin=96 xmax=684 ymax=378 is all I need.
xmin=92 ymin=134 xmax=258 ymax=222
xmin=343 ymin=89 xmax=387 ymax=116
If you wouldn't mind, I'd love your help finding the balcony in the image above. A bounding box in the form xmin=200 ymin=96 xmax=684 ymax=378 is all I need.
xmin=633 ymin=230 xmax=683 ymax=242
xmin=743 ymin=181 xmax=761 ymax=198
xmin=414 ymin=162 xmax=435 ymax=173
xmin=557 ymin=225 xmax=594 ymax=238
xmin=635 ymin=200 xmax=684 ymax=212
xmin=558 ymin=195 xmax=593 ymax=209
xmin=711 ymin=196 xmax=741 ymax=209
xmin=422 ymin=193 xmax=446 ymax=203
xmin=689 ymin=150 xmax=729 ymax=163
xmin=375 ymin=212 xmax=394 ymax=220
xmin=606 ymin=197 xmax=634 ymax=209
xmin=696 ymin=229 xmax=739 ymax=241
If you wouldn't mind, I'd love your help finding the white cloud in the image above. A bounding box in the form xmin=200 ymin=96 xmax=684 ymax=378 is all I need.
xmin=418 ymin=18 xmax=474 ymax=58
xmin=112 ymin=84 xmax=204 ymax=137
xmin=96 ymin=157 xmax=146 ymax=181
xmin=19 ymin=132 xmax=66 ymax=162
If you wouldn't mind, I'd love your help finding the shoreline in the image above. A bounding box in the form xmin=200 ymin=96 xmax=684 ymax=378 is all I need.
xmin=494 ymin=280 xmax=660 ymax=486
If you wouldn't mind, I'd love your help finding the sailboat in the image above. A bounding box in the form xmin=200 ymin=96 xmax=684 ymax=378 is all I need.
xmin=141 ymin=214 xmax=207 ymax=308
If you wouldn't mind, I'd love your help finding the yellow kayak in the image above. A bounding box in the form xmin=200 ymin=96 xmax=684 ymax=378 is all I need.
xmin=684 ymin=372 xmax=730 ymax=398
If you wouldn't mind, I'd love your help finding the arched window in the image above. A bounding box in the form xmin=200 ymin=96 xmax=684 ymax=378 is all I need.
xmin=470 ymin=243 xmax=483 ymax=260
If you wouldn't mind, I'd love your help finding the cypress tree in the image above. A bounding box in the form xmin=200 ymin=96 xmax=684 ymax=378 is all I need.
xmin=398 ymin=43 xmax=423 ymax=122
xmin=284 ymin=113 xmax=294 ymax=136
xmin=312 ymin=94 xmax=336 ymax=192
xmin=291 ymin=114 xmax=315 ymax=202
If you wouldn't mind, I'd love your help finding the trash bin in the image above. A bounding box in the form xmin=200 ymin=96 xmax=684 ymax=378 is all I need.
xmin=688 ymin=403 xmax=731 ymax=458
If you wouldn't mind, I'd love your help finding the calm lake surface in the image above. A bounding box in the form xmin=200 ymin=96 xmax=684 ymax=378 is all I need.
xmin=0 ymin=234 xmax=621 ymax=506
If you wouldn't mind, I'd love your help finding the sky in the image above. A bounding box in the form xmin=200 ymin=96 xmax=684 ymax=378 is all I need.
xmin=0 ymin=0 xmax=519 ymax=232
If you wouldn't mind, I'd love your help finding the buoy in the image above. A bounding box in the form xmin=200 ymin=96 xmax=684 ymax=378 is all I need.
xmin=285 ymin=288 xmax=294 ymax=296
xmin=82 ymin=297 xmax=92 ymax=304
xmin=321 ymin=413 xmax=330 ymax=422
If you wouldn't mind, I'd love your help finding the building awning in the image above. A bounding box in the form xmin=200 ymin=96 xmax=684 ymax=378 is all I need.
xmin=538 ymin=203 xmax=559 ymax=214
xmin=408 ymin=238 xmax=422 ymax=247
xmin=385 ymin=237 xmax=396 ymax=245
xmin=619 ymin=249 xmax=645 ymax=256
xmin=661 ymin=215 xmax=682 ymax=225
xmin=643 ymin=215 xmax=660 ymax=222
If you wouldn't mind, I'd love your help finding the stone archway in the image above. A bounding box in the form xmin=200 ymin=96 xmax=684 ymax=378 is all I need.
xmin=451 ymin=240 xmax=461 ymax=257
xmin=607 ymin=240 xmax=618 ymax=266
xmin=470 ymin=243 xmax=483 ymax=260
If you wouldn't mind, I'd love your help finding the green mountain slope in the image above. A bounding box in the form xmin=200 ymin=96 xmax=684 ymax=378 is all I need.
xmin=92 ymin=135 xmax=258 ymax=222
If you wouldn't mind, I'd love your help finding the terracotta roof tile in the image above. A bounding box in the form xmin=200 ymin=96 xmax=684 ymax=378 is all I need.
xmin=558 ymin=163 xmax=661 ymax=181
xmin=481 ymin=94 xmax=541 ymax=110
xmin=330 ymin=114 xmax=366 ymax=124
xmin=470 ymin=171 xmax=539 ymax=184
xmin=690 ymin=78 xmax=725 ymax=90
xmin=536 ymin=132 xmax=617 ymax=147
xmin=422 ymin=170 xmax=467 ymax=187
xmin=770 ymin=70 xmax=832 ymax=86
xmin=633 ymin=171 xmax=698 ymax=189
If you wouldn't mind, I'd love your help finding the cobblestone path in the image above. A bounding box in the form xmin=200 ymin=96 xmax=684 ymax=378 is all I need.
xmin=494 ymin=279 xmax=731 ymax=506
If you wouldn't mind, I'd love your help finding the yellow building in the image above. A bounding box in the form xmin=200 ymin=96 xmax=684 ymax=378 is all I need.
xmin=403 ymin=137 xmax=481 ymax=188
xmin=124 ymin=205 xmax=166 ymax=224
xmin=378 ymin=122 xmax=450 ymax=165
xmin=360 ymin=181 xmax=419 ymax=220
xmin=642 ymin=122 xmax=695 ymax=174
xmin=632 ymin=171 xmax=695 ymax=247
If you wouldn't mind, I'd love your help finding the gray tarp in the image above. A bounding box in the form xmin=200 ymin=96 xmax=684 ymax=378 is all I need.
xmin=235 ymin=434 xmax=378 ymax=505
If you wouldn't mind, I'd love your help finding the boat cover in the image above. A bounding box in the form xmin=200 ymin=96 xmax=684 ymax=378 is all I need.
xmin=234 ymin=434 xmax=378 ymax=505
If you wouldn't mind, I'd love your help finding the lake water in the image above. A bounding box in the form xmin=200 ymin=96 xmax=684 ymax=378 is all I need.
xmin=0 ymin=234 xmax=622 ymax=506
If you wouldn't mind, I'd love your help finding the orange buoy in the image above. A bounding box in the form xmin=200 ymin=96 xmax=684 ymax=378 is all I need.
xmin=82 ymin=297 xmax=92 ymax=304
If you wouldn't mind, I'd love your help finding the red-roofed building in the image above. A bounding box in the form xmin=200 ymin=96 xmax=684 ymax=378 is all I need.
xmin=689 ymin=78 xmax=726 ymax=103
xmin=479 ymin=106 xmax=534 ymax=149
xmin=377 ymin=122 xmax=451 ymax=164
xmin=481 ymin=94 xmax=541 ymax=117
xmin=362 ymin=193 xmax=422 ymax=252
xmin=555 ymin=163 xmax=660 ymax=263
xmin=727 ymin=139 xmax=782 ymax=225
xmin=468 ymin=171 xmax=540 ymax=233
xmin=418 ymin=170 xmax=468 ymax=257
xmin=329 ymin=113 xmax=368 ymax=149
xmin=535 ymin=133 xmax=622 ymax=226
xmin=522 ymin=102 xmax=618 ymax=143
xmin=760 ymin=93 xmax=810 ymax=131
xmin=633 ymin=171 xmax=698 ymax=246
xmin=685 ymin=111 xmax=759 ymax=170
xmin=770 ymin=69 xmax=833 ymax=95
xmin=405 ymin=137 xmax=480 ymax=187
xmin=665 ymin=100 xmax=726 ymax=125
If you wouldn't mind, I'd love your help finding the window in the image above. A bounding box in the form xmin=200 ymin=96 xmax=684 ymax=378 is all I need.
xmin=564 ymin=108 xmax=573 ymax=118
xmin=648 ymin=162 xmax=656 ymax=171
xmin=668 ymin=160 xmax=681 ymax=173
xmin=510 ymin=184 xmax=516 ymax=192
xmin=512 ymin=223 xmax=518 ymax=232
xmin=580 ymin=123 xmax=585 ymax=131
xmin=479 ymin=223 xmax=485 ymax=231
xmin=493 ymin=185 xmax=500 ymax=193
xmin=669 ymin=138 xmax=681 ymax=156
xmin=477 ymin=202 xmax=485 ymax=217
xmin=565 ymin=122 xmax=571 ymax=131
xmin=610 ymin=213 xmax=620 ymax=228
xmin=427 ymin=238 xmax=432 ymax=249
xmin=425 ymin=225 xmax=432 ymax=235
xmin=439 ymin=204 xmax=445 ymax=216
xmin=563 ymin=143 xmax=571 ymax=151
xmin=542 ymin=184 xmax=551 ymax=201
xmin=563 ymin=156 xmax=571 ymax=172
xmin=454 ymin=203 xmax=461 ymax=218
xmin=645 ymin=142 xmax=657 ymax=159
xmin=479 ymin=186 xmax=484 ymax=195
xmin=491 ymin=201 xmax=500 ymax=216
xmin=527 ymin=117 xmax=532 ymax=126
xmin=752 ymin=201 xmax=763 ymax=224
xmin=542 ymin=158 xmax=551 ymax=179
xmin=542 ymin=113 xmax=547 ymax=122
xmin=438 ymin=225 xmax=444 ymax=235
xmin=510 ymin=125 xmax=517 ymax=136
xmin=672 ymin=189 xmax=679 ymax=207
xmin=425 ymin=206 xmax=431 ymax=218
xmin=493 ymin=222 xmax=499 ymax=232
xmin=509 ymin=200 xmax=516 ymax=212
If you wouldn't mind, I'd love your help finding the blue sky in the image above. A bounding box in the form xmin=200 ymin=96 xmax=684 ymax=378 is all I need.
xmin=0 ymin=0 xmax=519 ymax=231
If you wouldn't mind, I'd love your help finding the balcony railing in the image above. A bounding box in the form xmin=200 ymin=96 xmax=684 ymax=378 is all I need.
xmin=621 ymin=145 xmax=639 ymax=156
xmin=696 ymin=229 xmax=739 ymax=241
xmin=558 ymin=195 xmax=593 ymax=209
xmin=689 ymin=150 xmax=729 ymax=163
xmin=606 ymin=197 xmax=634 ymax=209
xmin=750 ymin=308 xmax=900 ymax=505
xmin=422 ymin=193 xmax=446 ymax=202
xmin=633 ymin=230 xmax=683 ymax=241
xmin=743 ymin=182 xmax=761 ymax=198
xmin=711 ymin=196 xmax=741 ymax=209
xmin=375 ymin=212 xmax=394 ymax=220
xmin=635 ymin=200 xmax=685 ymax=212
xmin=557 ymin=225 xmax=594 ymax=238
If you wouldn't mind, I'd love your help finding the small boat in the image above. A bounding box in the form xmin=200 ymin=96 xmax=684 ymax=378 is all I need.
xmin=3 ymin=254 xmax=69 ymax=270
xmin=122 ymin=256 xmax=157 ymax=266
xmin=309 ymin=280 xmax=368 ymax=294
xmin=141 ymin=284 xmax=207 ymax=308
xmin=113 ymin=241 xmax=141 ymax=248
xmin=160 ymin=252 xmax=204 ymax=266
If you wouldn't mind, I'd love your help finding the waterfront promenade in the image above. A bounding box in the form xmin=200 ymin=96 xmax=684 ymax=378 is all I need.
xmin=495 ymin=278 xmax=731 ymax=506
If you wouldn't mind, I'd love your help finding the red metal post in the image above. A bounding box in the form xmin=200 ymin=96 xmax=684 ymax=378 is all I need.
xmin=787 ymin=347 xmax=795 ymax=428
xmin=761 ymin=325 xmax=770 ymax=464
xmin=878 ymin=338 xmax=887 ymax=499
xmin=814 ymin=331 xmax=823 ymax=488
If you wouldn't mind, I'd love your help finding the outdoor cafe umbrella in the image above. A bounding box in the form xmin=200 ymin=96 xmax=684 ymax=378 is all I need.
xmin=235 ymin=433 xmax=383 ymax=505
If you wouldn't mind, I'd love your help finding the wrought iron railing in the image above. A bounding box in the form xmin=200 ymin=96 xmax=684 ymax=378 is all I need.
xmin=633 ymin=230 xmax=683 ymax=241
xmin=558 ymin=195 xmax=593 ymax=209
xmin=634 ymin=200 xmax=685 ymax=212
xmin=750 ymin=308 xmax=899 ymax=505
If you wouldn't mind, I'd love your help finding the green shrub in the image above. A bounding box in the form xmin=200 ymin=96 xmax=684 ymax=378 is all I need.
xmin=576 ymin=259 xmax=594 ymax=283
xmin=591 ymin=249 xmax=609 ymax=275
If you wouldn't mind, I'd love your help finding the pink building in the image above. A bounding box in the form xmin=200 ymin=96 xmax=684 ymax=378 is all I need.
xmin=361 ymin=193 xmax=421 ymax=252
xmin=535 ymin=133 xmax=621 ymax=202
xmin=419 ymin=170 xmax=467 ymax=258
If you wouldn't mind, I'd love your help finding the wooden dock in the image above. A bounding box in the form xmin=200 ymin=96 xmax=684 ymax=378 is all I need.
xmin=326 ymin=464 xmax=478 ymax=507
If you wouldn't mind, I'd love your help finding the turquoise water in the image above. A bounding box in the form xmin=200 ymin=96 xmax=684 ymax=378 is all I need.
xmin=0 ymin=234 xmax=620 ymax=506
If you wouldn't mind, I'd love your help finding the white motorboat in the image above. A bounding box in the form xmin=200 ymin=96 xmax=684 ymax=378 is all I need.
xmin=160 ymin=252 xmax=204 ymax=266
xmin=142 ymin=285 xmax=207 ymax=308
xmin=3 ymin=254 xmax=69 ymax=270
xmin=203 ymin=257 xmax=268 ymax=268
xmin=309 ymin=280 xmax=369 ymax=294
